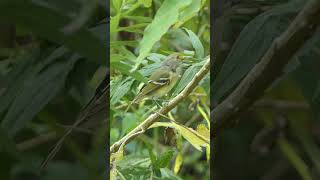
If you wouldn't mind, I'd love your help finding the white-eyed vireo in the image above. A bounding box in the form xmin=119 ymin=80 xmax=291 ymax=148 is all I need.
xmin=128 ymin=53 xmax=184 ymax=109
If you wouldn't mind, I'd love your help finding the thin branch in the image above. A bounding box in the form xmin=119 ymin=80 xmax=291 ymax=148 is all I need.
xmin=253 ymin=99 xmax=309 ymax=111
xmin=40 ymin=81 xmax=108 ymax=169
xmin=213 ymin=0 xmax=320 ymax=137
xmin=110 ymin=57 xmax=210 ymax=153
xmin=17 ymin=132 xmax=57 ymax=151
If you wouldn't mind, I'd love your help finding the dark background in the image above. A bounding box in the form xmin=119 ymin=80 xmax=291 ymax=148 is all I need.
xmin=0 ymin=0 xmax=108 ymax=179
xmin=213 ymin=0 xmax=320 ymax=179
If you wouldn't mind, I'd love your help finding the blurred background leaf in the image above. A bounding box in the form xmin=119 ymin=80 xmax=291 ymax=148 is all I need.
xmin=0 ymin=0 xmax=107 ymax=179
xmin=213 ymin=0 xmax=320 ymax=179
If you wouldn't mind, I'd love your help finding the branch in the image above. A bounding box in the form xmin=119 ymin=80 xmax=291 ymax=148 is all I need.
xmin=253 ymin=99 xmax=309 ymax=111
xmin=110 ymin=57 xmax=210 ymax=153
xmin=213 ymin=0 xmax=320 ymax=137
xmin=40 ymin=79 xmax=108 ymax=169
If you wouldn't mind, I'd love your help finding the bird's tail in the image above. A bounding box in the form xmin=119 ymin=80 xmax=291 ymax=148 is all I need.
xmin=125 ymin=94 xmax=144 ymax=112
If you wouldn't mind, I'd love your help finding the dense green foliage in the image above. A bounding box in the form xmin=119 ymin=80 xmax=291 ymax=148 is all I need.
xmin=213 ymin=0 xmax=320 ymax=179
xmin=110 ymin=0 xmax=210 ymax=179
xmin=0 ymin=0 xmax=107 ymax=179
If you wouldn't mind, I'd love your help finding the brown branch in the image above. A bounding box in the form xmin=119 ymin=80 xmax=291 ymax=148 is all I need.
xmin=213 ymin=0 xmax=320 ymax=137
xmin=110 ymin=57 xmax=210 ymax=153
xmin=17 ymin=132 xmax=57 ymax=151
xmin=253 ymin=99 xmax=309 ymax=111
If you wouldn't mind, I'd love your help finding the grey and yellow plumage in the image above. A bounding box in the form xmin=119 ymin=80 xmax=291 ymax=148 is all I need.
xmin=127 ymin=53 xmax=183 ymax=110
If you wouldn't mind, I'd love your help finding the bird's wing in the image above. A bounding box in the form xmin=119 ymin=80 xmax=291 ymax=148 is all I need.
xmin=132 ymin=69 xmax=171 ymax=103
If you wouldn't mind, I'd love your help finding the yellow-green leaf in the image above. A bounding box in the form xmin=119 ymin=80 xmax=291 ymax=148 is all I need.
xmin=174 ymin=152 xmax=183 ymax=174
xmin=196 ymin=124 xmax=209 ymax=139
xmin=150 ymin=121 xmax=209 ymax=151
xmin=133 ymin=0 xmax=192 ymax=70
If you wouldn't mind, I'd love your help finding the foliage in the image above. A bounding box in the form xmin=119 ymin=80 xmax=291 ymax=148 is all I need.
xmin=0 ymin=0 xmax=107 ymax=179
xmin=213 ymin=0 xmax=320 ymax=179
xmin=110 ymin=0 xmax=210 ymax=179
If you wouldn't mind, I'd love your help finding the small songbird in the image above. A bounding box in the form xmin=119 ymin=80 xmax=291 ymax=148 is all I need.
xmin=126 ymin=53 xmax=184 ymax=111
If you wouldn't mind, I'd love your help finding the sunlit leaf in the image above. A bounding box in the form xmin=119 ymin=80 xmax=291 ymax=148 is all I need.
xmin=174 ymin=152 xmax=183 ymax=174
xmin=150 ymin=122 xmax=209 ymax=151
xmin=133 ymin=0 xmax=192 ymax=69
xmin=184 ymin=28 xmax=204 ymax=59
xmin=174 ymin=0 xmax=204 ymax=28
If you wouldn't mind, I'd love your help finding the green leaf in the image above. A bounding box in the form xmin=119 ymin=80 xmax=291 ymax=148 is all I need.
xmin=1 ymin=50 xmax=79 ymax=136
xmin=110 ymin=40 xmax=139 ymax=48
xmin=212 ymin=1 xmax=303 ymax=103
xmin=174 ymin=0 xmax=203 ymax=28
xmin=173 ymin=152 xmax=183 ymax=174
xmin=0 ymin=1 xmax=106 ymax=64
xmin=117 ymin=23 xmax=149 ymax=33
xmin=139 ymin=0 xmax=152 ymax=8
xmin=110 ymin=14 xmax=121 ymax=33
xmin=0 ymin=51 xmax=39 ymax=117
xmin=117 ymin=155 xmax=152 ymax=180
xmin=155 ymin=150 xmax=174 ymax=169
xmin=111 ymin=78 xmax=135 ymax=105
xmin=172 ymin=60 xmax=205 ymax=96
xmin=291 ymin=47 xmax=320 ymax=119
xmin=123 ymin=16 xmax=152 ymax=23
xmin=145 ymin=143 xmax=157 ymax=167
xmin=112 ymin=0 xmax=122 ymax=12
xmin=44 ymin=162 xmax=90 ymax=180
xmin=150 ymin=122 xmax=209 ymax=152
xmin=278 ymin=138 xmax=313 ymax=180
xmin=133 ymin=0 xmax=192 ymax=70
xmin=111 ymin=61 xmax=147 ymax=83
xmin=184 ymin=28 xmax=204 ymax=59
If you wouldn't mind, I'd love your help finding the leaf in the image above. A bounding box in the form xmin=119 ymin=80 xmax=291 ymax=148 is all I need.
xmin=174 ymin=0 xmax=203 ymax=28
xmin=172 ymin=60 xmax=205 ymax=96
xmin=111 ymin=61 xmax=147 ymax=83
xmin=155 ymin=150 xmax=174 ymax=169
xmin=291 ymin=47 xmax=320 ymax=119
xmin=110 ymin=14 xmax=121 ymax=33
xmin=1 ymin=52 xmax=79 ymax=136
xmin=110 ymin=54 xmax=127 ymax=62
xmin=0 ymin=51 xmax=39 ymax=117
xmin=44 ymin=162 xmax=90 ymax=180
xmin=150 ymin=122 xmax=209 ymax=151
xmin=145 ymin=143 xmax=157 ymax=167
xmin=212 ymin=1 xmax=303 ymax=103
xmin=123 ymin=16 xmax=152 ymax=23
xmin=196 ymin=124 xmax=210 ymax=161
xmin=117 ymin=23 xmax=149 ymax=33
xmin=139 ymin=0 xmax=152 ymax=8
xmin=0 ymin=1 xmax=107 ymax=64
xmin=133 ymin=0 xmax=192 ymax=69
xmin=184 ymin=28 xmax=204 ymax=59
xmin=197 ymin=104 xmax=210 ymax=127
xmin=117 ymin=155 xmax=152 ymax=180
xmin=0 ymin=127 xmax=20 ymax=159
xmin=110 ymin=40 xmax=139 ymax=48
xmin=112 ymin=0 xmax=122 ymax=11
xmin=173 ymin=152 xmax=183 ymax=174
xmin=196 ymin=124 xmax=210 ymax=140
xmin=278 ymin=138 xmax=313 ymax=180
xmin=111 ymin=77 xmax=135 ymax=105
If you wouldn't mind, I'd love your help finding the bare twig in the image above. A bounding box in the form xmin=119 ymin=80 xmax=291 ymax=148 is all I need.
xmin=253 ymin=99 xmax=309 ymax=110
xmin=213 ymin=0 xmax=320 ymax=137
xmin=40 ymin=81 xmax=108 ymax=169
xmin=17 ymin=132 xmax=57 ymax=151
xmin=110 ymin=57 xmax=210 ymax=153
